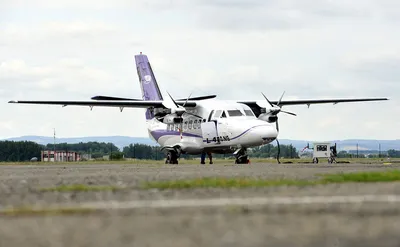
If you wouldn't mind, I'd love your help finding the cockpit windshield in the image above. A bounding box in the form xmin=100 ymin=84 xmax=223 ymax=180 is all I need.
xmin=210 ymin=108 xmax=255 ymax=119
xmin=244 ymin=110 xmax=254 ymax=116
xmin=227 ymin=110 xmax=244 ymax=117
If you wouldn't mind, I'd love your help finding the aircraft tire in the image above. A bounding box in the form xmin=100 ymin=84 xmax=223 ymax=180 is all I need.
xmin=235 ymin=156 xmax=248 ymax=164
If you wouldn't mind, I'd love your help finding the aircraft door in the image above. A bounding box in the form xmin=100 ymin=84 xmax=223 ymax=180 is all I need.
xmin=201 ymin=109 xmax=229 ymax=144
xmin=201 ymin=121 xmax=218 ymax=145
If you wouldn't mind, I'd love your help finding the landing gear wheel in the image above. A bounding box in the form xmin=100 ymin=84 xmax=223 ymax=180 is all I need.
xmin=235 ymin=155 xmax=249 ymax=164
xmin=234 ymin=148 xmax=249 ymax=164
xmin=165 ymin=152 xmax=171 ymax=164
xmin=313 ymin=157 xmax=319 ymax=164
xmin=165 ymin=151 xmax=179 ymax=165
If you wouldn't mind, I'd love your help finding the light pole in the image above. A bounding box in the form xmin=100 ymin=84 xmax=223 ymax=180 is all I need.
xmin=53 ymin=128 xmax=56 ymax=162
xmin=110 ymin=143 xmax=112 ymax=161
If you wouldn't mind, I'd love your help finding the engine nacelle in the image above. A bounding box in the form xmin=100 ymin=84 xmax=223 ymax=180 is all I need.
xmin=258 ymin=113 xmax=278 ymax=123
xmin=154 ymin=108 xmax=171 ymax=118
xmin=162 ymin=114 xmax=183 ymax=124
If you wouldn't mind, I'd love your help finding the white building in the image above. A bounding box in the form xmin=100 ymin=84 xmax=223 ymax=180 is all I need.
xmin=41 ymin=151 xmax=81 ymax=162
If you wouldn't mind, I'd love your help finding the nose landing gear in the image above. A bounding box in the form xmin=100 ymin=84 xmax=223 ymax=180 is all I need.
xmin=234 ymin=148 xmax=250 ymax=164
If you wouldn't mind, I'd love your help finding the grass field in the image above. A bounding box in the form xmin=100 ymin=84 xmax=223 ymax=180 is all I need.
xmin=0 ymin=157 xmax=398 ymax=166
xmin=142 ymin=169 xmax=400 ymax=190
xmin=0 ymin=207 xmax=96 ymax=216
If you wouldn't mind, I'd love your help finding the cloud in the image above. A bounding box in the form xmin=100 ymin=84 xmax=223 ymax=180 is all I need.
xmin=0 ymin=1 xmax=398 ymax=141
xmin=2 ymin=0 xmax=143 ymax=9
xmin=0 ymin=21 xmax=120 ymax=46
xmin=338 ymin=53 xmax=400 ymax=97
xmin=0 ymin=59 xmax=122 ymax=99
xmin=192 ymin=0 xmax=376 ymax=31
xmin=346 ymin=56 xmax=400 ymax=83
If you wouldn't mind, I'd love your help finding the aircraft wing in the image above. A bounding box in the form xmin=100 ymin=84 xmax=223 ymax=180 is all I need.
xmin=238 ymin=97 xmax=388 ymax=108
xmin=8 ymin=100 xmax=197 ymax=108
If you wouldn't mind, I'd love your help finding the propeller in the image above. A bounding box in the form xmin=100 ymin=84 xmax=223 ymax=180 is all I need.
xmin=261 ymin=91 xmax=297 ymax=117
xmin=165 ymin=92 xmax=203 ymax=118
xmin=260 ymin=91 xmax=296 ymax=164
xmin=260 ymin=91 xmax=297 ymax=132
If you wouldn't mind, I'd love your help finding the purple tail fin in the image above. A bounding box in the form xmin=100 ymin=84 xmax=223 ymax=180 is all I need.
xmin=134 ymin=53 xmax=163 ymax=120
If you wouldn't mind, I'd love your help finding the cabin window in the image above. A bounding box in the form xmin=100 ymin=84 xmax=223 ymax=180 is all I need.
xmin=175 ymin=124 xmax=179 ymax=131
xmin=227 ymin=110 xmax=244 ymax=117
xmin=188 ymin=120 xmax=193 ymax=129
xmin=193 ymin=120 xmax=198 ymax=129
xmin=184 ymin=121 xmax=188 ymax=130
xmin=316 ymin=145 xmax=327 ymax=152
xmin=221 ymin=111 xmax=227 ymax=118
xmin=244 ymin=110 xmax=254 ymax=116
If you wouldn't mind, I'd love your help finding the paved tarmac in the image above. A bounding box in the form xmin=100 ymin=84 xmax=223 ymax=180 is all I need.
xmin=1 ymin=162 xmax=400 ymax=247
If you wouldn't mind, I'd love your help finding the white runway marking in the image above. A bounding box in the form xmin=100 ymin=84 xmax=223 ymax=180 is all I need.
xmin=2 ymin=195 xmax=400 ymax=213
xmin=78 ymin=195 xmax=400 ymax=210
xmin=3 ymin=194 xmax=395 ymax=212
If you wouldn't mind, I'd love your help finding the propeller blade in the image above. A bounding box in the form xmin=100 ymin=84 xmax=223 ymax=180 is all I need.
xmin=276 ymin=139 xmax=281 ymax=164
xmin=167 ymin=92 xmax=180 ymax=108
xmin=281 ymin=110 xmax=297 ymax=116
xmin=185 ymin=112 xmax=203 ymax=119
xmin=275 ymin=119 xmax=279 ymax=132
xmin=277 ymin=91 xmax=285 ymax=106
xmin=183 ymin=93 xmax=192 ymax=107
xmin=179 ymin=122 xmax=183 ymax=139
xmin=261 ymin=92 xmax=274 ymax=107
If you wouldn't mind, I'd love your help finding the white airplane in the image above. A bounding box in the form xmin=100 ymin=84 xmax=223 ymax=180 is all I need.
xmin=9 ymin=53 xmax=388 ymax=164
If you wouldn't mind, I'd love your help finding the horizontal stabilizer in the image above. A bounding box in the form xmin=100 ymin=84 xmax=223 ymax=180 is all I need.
xmin=91 ymin=94 xmax=217 ymax=101
xmin=91 ymin=96 xmax=141 ymax=101
xmin=177 ymin=95 xmax=217 ymax=101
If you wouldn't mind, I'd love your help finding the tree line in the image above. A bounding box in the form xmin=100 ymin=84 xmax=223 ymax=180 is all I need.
xmin=1 ymin=140 xmax=399 ymax=162
xmin=249 ymin=144 xmax=299 ymax=158
xmin=0 ymin=141 xmax=43 ymax=162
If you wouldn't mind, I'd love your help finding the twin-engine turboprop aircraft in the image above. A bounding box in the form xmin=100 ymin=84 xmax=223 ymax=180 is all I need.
xmin=9 ymin=53 xmax=388 ymax=164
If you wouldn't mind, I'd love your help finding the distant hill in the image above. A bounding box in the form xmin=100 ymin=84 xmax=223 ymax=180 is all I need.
xmin=2 ymin=136 xmax=399 ymax=151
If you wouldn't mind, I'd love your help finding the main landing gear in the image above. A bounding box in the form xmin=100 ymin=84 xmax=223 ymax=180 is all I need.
xmin=234 ymin=148 xmax=250 ymax=164
xmin=165 ymin=150 xmax=179 ymax=164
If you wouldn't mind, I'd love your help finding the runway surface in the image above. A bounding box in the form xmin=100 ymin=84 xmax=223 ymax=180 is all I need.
xmin=1 ymin=162 xmax=400 ymax=247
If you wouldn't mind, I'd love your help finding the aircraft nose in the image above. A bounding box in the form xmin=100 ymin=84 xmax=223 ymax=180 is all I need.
xmin=251 ymin=125 xmax=278 ymax=143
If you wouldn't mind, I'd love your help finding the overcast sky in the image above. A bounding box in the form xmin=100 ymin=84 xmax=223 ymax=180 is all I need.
xmin=0 ymin=0 xmax=399 ymax=141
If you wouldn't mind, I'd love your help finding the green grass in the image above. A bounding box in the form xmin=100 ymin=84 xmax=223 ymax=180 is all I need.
xmin=143 ymin=169 xmax=400 ymax=190
xmin=320 ymin=170 xmax=400 ymax=183
xmin=142 ymin=177 xmax=316 ymax=189
xmin=0 ymin=207 xmax=96 ymax=216
xmin=39 ymin=184 xmax=122 ymax=192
